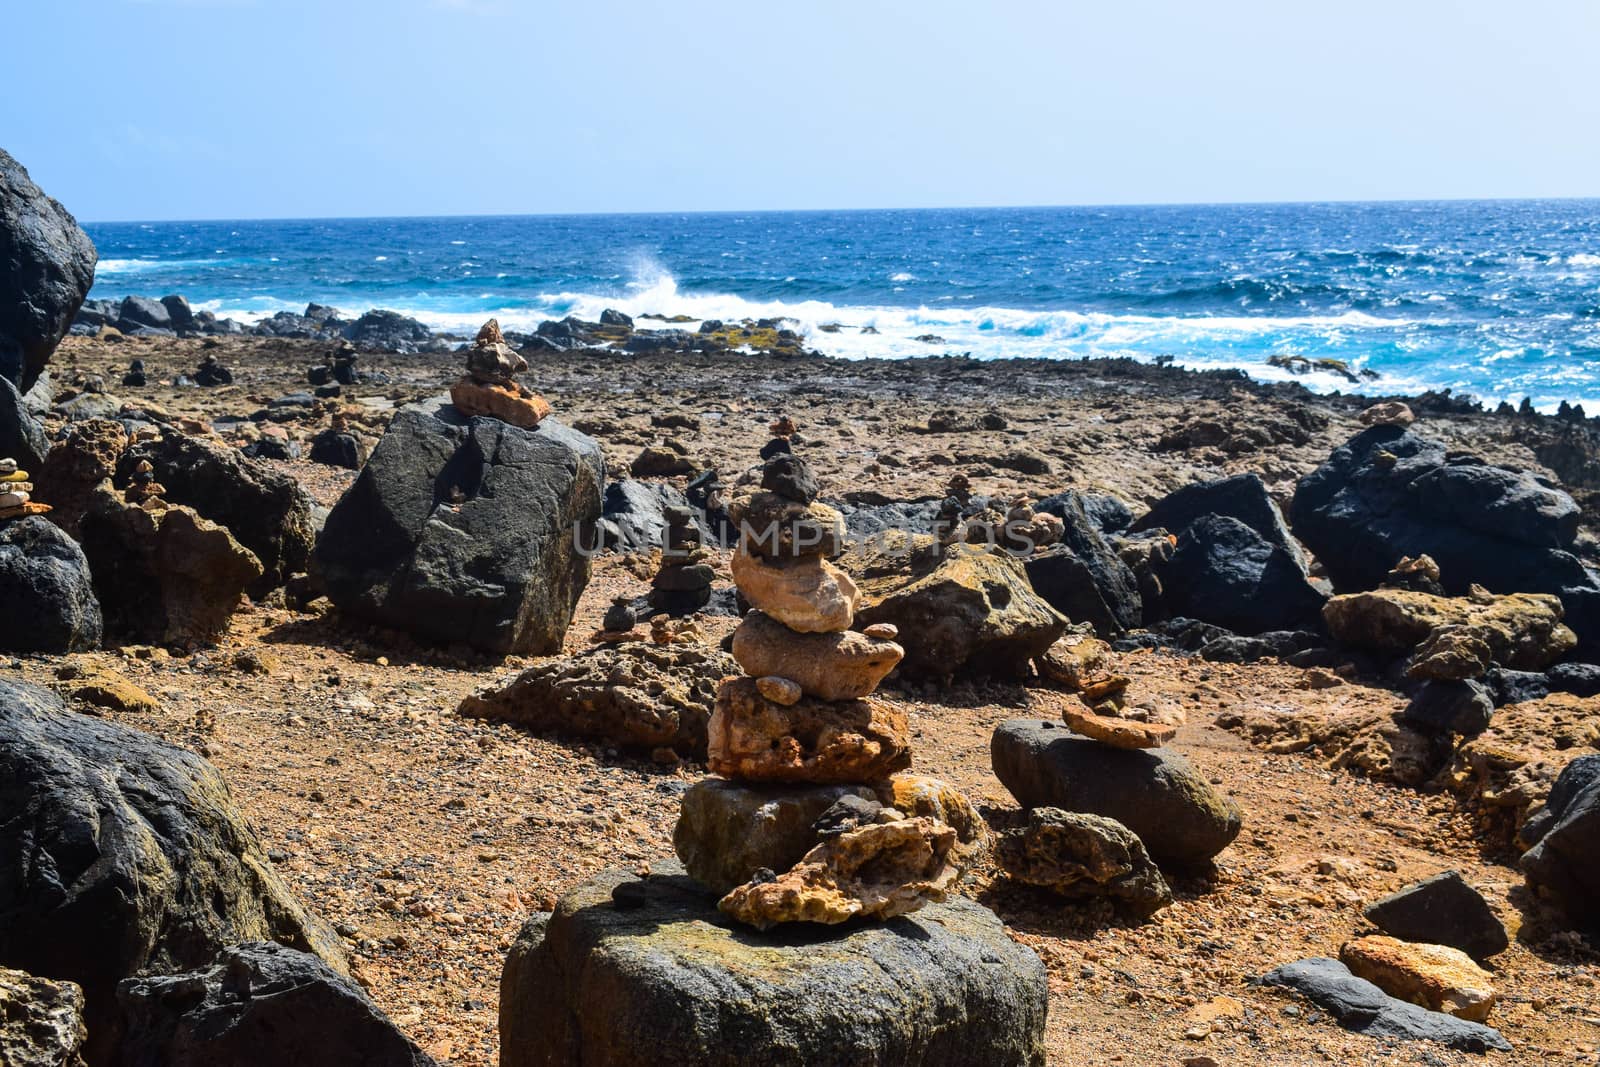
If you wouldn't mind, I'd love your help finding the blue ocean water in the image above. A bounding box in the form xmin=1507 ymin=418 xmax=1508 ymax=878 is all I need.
xmin=85 ymin=201 xmax=1600 ymax=409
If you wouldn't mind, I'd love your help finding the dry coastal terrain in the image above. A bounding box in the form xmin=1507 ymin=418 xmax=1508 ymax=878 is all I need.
xmin=14 ymin=330 xmax=1600 ymax=1066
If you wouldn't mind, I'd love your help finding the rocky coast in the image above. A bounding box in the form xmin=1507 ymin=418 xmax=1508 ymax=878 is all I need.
xmin=5 ymin=149 xmax=1600 ymax=1067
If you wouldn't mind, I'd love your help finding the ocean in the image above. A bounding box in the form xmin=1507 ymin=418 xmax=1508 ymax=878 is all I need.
xmin=85 ymin=200 xmax=1600 ymax=411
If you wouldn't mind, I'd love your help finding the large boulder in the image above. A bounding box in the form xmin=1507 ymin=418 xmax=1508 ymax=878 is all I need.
xmin=1519 ymin=755 xmax=1600 ymax=932
xmin=1022 ymin=492 xmax=1141 ymax=635
xmin=121 ymin=430 xmax=315 ymax=595
xmin=1292 ymin=426 xmax=1600 ymax=658
xmin=0 ymin=149 xmax=96 ymax=393
xmin=114 ymin=942 xmax=435 ymax=1067
xmin=0 ymin=680 xmax=345 ymax=1062
xmin=1 ymin=375 xmax=47 ymax=471
xmin=316 ymin=396 xmax=603 ymax=655
xmin=0 ymin=966 xmax=88 ymax=1067
xmin=499 ymin=862 xmax=1048 ymax=1067
xmin=458 ymin=642 xmax=736 ymax=756
xmin=116 ymin=297 xmax=171 ymax=333
xmin=78 ymin=492 xmax=263 ymax=645
xmin=0 ymin=516 xmax=102 ymax=653
xmin=597 ymin=479 xmax=703 ymax=551
xmin=990 ymin=719 xmax=1242 ymax=869
xmin=853 ymin=543 xmax=1067 ymax=679
xmin=1156 ymin=514 xmax=1326 ymax=635
xmin=1133 ymin=473 xmax=1306 ymax=568
xmin=342 ymin=309 xmax=432 ymax=353
xmin=31 ymin=418 xmax=127 ymax=540
xmin=1323 ymin=588 xmax=1576 ymax=675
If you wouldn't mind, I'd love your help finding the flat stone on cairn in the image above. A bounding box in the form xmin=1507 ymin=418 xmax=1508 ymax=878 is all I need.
xmin=448 ymin=319 xmax=551 ymax=429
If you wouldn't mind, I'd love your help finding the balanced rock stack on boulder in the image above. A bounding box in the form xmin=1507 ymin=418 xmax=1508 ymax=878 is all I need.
xmin=448 ymin=318 xmax=550 ymax=428
xmin=649 ymin=504 xmax=713 ymax=615
xmin=495 ymin=446 xmax=1049 ymax=1067
xmin=316 ymin=320 xmax=601 ymax=655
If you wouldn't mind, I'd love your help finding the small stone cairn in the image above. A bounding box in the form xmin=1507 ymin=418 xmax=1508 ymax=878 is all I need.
xmin=123 ymin=459 xmax=168 ymax=510
xmin=0 ymin=458 xmax=47 ymax=521
xmin=649 ymin=505 xmax=713 ymax=615
xmin=449 ymin=319 xmax=550 ymax=428
xmin=672 ymin=441 xmax=986 ymax=929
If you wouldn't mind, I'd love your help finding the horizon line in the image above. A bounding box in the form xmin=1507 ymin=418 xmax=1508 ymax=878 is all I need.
xmin=81 ymin=193 xmax=1600 ymax=227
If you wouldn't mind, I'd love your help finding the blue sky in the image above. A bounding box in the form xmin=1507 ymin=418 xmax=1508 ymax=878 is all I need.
xmin=6 ymin=0 xmax=1599 ymax=221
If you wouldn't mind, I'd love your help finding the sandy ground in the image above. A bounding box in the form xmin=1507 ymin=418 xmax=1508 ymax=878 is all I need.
xmin=15 ymin=332 xmax=1600 ymax=1065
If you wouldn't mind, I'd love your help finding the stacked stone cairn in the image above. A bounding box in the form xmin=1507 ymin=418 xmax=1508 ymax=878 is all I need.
xmin=448 ymin=319 xmax=550 ymax=428
xmin=0 ymin=458 xmax=47 ymax=520
xmin=673 ymin=444 xmax=988 ymax=929
xmin=122 ymin=458 xmax=167 ymax=510
xmin=649 ymin=504 xmax=714 ymax=615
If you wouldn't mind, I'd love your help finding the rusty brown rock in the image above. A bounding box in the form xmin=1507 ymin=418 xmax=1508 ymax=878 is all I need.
xmin=1340 ymin=935 xmax=1498 ymax=1022
xmin=706 ymin=676 xmax=911 ymax=784
xmin=731 ymin=610 xmax=904 ymax=701
xmin=1061 ymin=702 xmax=1177 ymax=750
xmin=449 ymin=377 xmax=550 ymax=429
xmin=717 ymin=816 xmax=960 ymax=930
xmin=730 ymin=546 xmax=861 ymax=633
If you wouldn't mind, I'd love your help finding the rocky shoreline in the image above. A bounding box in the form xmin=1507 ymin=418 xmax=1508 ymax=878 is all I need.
xmin=4 ymin=148 xmax=1600 ymax=1067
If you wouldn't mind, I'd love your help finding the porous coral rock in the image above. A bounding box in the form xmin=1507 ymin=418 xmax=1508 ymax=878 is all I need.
xmin=706 ymin=676 xmax=911 ymax=783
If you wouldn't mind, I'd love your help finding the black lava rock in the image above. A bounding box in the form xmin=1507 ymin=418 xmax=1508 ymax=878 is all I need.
xmin=0 ymin=149 xmax=96 ymax=392
xmin=760 ymin=452 xmax=819 ymax=504
xmin=1362 ymin=870 xmax=1509 ymax=960
xmin=1520 ymin=755 xmax=1600 ymax=932
xmin=0 ymin=516 xmax=102 ymax=653
xmin=1158 ymin=514 xmax=1326 ymax=635
xmin=1403 ymin=678 xmax=1494 ymax=737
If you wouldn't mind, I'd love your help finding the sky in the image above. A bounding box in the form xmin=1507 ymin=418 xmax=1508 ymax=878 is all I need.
xmin=5 ymin=0 xmax=1599 ymax=221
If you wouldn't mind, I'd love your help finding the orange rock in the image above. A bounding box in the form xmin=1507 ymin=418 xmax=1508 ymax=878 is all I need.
xmin=449 ymin=377 xmax=551 ymax=429
xmin=1340 ymin=935 xmax=1497 ymax=1022
xmin=1061 ymin=702 xmax=1177 ymax=749
xmin=707 ymin=676 xmax=910 ymax=784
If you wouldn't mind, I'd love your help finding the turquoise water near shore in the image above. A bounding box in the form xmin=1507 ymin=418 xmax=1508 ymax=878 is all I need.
xmin=86 ymin=201 xmax=1600 ymax=409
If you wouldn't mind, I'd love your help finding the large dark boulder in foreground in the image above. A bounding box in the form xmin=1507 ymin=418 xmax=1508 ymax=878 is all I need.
xmin=499 ymin=862 xmax=1047 ymax=1067
xmin=317 ymin=396 xmax=604 ymax=655
xmin=1157 ymin=514 xmax=1326 ymax=635
xmin=1256 ymin=957 xmax=1510 ymax=1052
xmin=1362 ymin=871 xmax=1508 ymax=962
xmin=121 ymin=430 xmax=315 ymax=595
xmin=0 ymin=515 xmax=102 ymax=653
xmin=0 ymin=679 xmax=346 ymax=1062
xmin=0 ymin=149 xmax=97 ymax=393
xmin=0 ymin=966 xmax=88 ymax=1067
xmin=991 ymin=719 xmax=1241 ymax=869
xmin=1023 ymin=492 xmax=1141 ymax=635
xmin=1 ymin=374 xmax=48 ymax=471
xmin=1519 ymin=755 xmax=1600 ymax=933
xmin=1293 ymin=425 xmax=1600 ymax=659
xmin=115 ymin=942 xmax=434 ymax=1067
xmin=854 ymin=543 xmax=1067 ymax=679
xmin=1133 ymin=472 xmax=1305 ymax=568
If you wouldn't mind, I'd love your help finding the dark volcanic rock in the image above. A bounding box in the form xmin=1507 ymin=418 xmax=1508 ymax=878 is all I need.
xmin=1158 ymin=514 xmax=1326 ymax=635
xmin=0 ymin=150 xmax=97 ymax=393
xmin=1197 ymin=629 xmax=1323 ymax=663
xmin=318 ymin=396 xmax=603 ymax=654
xmin=1362 ymin=871 xmax=1508 ymax=961
xmin=990 ymin=719 xmax=1242 ymax=869
xmin=0 ymin=680 xmax=345 ymax=1062
xmin=1036 ymin=489 xmax=1134 ymax=536
xmin=1293 ymin=426 xmax=1600 ymax=659
xmin=1256 ymin=957 xmax=1510 ymax=1052
xmin=1 ymin=374 xmax=48 ymax=470
xmin=499 ymin=862 xmax=1048 ymax=1067
xmin=1485 ymin=667 xmax=1551 ymax=707
xmin=307 ymin=428 xmax=365 ymax=470
xmin=117 ymin=296 xmax=171 ymax=332
xmin=342 ymin=309 xmax=433 ymax=353
xmin=1402 ymin=679 xmax=1494 ymax=737
xmin=995 ymin=807 xmax=1172 ymax=917
xmin=598 ymin=479 xmax=702 ymax=551
xmin=115 ymin=942 xmax=435 ymax=1067
xmin=1519 ymin=755 xmax=1600 ymax=932
xmin=0 ymin=516 xmax=102 ymax=653
xmin=158 ymin=294 xmax=196 ymax=334
xmin=1023 ymin=492 xmax=1141 ymax=635
xmin=121 ymin=429 xmax=316 ymax=595
xmin=1133 ymin=472 xmax=1305 ymax=568
xmin=1521 ymin=755 xmax=1600 ymax=848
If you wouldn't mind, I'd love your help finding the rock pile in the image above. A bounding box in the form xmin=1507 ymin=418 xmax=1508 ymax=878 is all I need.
xmin=191 ymin=352 xmax=233 ymax=387
xmin=0 ymin=456 xmax=44 ymax=519
xmin=673 ymin=446 xmax=995 ymax=929
xmin=649 ymin=504 xmax=713 ymax=615
xmin=448 ymin=319 xmax=549 ymax=428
